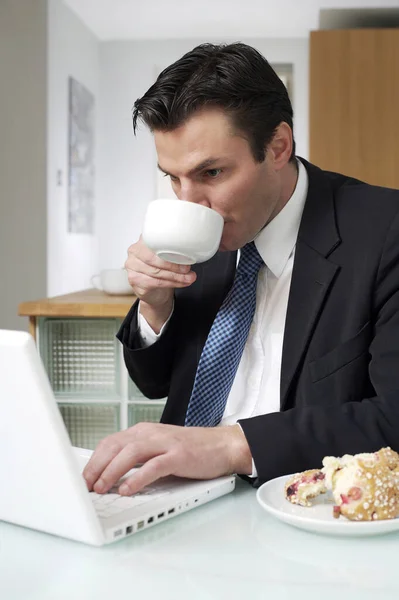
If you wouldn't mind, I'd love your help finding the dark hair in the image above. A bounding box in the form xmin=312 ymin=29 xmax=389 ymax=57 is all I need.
xmin=132 ymin=42 xmax=295 ymax=163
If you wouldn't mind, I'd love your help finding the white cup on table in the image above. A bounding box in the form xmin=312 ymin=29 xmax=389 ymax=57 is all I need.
xmin=91 ymin=269 xmax=134 ymax=296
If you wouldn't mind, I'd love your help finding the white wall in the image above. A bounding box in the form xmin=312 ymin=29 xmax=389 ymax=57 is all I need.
xmin=98 ymin=38 xmax=309 ymax=270
xmin=47 ymin=0 xmax=100 ymax=296
xmin=0 ymin=0 xmax=48 ymax=330
xmin=0 ymin=0 xmax=310 ymax=317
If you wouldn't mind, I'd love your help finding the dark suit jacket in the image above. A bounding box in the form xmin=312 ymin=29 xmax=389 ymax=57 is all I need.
xmin=117 ymin=158 xmax=399 ymax=484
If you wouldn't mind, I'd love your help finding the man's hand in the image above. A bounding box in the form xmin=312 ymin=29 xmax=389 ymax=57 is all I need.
xmin=83 ymin=423 xmax=252 ymax=496
xmin=125 ymin=237 xmax=197 ymax=333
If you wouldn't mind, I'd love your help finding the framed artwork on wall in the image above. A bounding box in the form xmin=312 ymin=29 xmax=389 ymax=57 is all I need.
xmin=68 ymin=77 xmax=95 ymax=233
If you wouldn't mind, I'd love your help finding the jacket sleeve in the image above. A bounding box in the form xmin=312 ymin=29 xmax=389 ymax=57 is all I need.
xmin=116 ymin=299 xmax=179 ymax=399
xmin=239 ymin=208 xmax=399 ymax=484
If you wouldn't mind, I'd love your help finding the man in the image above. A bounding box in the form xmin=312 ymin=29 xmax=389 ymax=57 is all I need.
xmin=84 ymin=43 xmax=399 ymax=497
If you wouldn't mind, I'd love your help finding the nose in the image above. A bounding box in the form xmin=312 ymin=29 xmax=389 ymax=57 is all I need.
xmin=179 ymin=181 xmax=210 ymax=208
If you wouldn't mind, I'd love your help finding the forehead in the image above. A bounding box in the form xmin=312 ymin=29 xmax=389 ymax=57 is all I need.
xmin=154 ymin=108 xmax=250 ymax=172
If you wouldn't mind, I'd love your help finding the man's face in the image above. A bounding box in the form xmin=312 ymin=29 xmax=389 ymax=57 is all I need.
xmin=154 ymin=107 xmax=285 ymax=251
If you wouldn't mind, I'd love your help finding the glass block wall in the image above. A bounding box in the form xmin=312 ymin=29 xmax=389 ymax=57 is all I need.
xmin=38 ymin=317 xmax=166 ymax=449
xmin=40 ymin=318 xmax=120 ymax=398
xmin=59 ymin=403 xmax=120 ymax=449
xmin=128 ymin=402 xmax=165 ymax=426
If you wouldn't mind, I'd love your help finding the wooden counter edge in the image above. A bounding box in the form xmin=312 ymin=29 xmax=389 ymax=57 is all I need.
xmin=18 ymin=289 xmax=136 ymax=319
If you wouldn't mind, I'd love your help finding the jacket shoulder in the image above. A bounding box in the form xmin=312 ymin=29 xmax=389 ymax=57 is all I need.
xmin=323 ymin=168 xmax=399 ymax=207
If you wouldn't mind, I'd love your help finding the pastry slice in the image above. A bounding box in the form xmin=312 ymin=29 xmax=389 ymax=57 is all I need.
xmin=322 ymin=449 xmax=399 ymax=521
xmin=284 ymin=469 xmax=327 ymax=507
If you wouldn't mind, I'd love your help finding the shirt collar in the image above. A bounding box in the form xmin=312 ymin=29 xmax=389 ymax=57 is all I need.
xmin=254 ymin=158 xmax=308 ymax=278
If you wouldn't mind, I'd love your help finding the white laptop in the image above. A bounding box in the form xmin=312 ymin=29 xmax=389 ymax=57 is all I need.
xmin=0 ymin=330 xmax=235 ymax=546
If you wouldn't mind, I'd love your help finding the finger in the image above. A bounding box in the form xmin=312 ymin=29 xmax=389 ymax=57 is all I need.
xmin=127 ymin=271 xmax=196 ymax=291
xmin=130 ymin=241 xmax=193 ymax=275
xmin=137 ymin=262 xmax=196 ymax=284
xmin=146 ymin=255 xmax=193 ymax=275
xmin=119 ymin=454 xmax=173 ymax=495
xmin=127 ymin=257 xmax=195 ymax=283
xmin=83 ymin=438 xmax=123 ymax=491
xmin=92 ymin=439 xmax=163 ymax=493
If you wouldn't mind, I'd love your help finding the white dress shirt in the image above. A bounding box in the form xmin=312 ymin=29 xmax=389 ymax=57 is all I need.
xmin=219 ymin=159 xmax=308 ymax=425
xmin=137 ymin=160 xmax=308 ymax=474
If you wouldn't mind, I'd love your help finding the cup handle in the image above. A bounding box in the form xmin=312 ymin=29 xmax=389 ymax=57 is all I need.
xmin=91 ymin=274 xmax=102 ymax=290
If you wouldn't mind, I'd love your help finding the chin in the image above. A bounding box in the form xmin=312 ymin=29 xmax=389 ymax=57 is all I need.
xmin=219 ymin=230 xmax=244 ymax=252
xmin=218 ymin=237 xmax=233 ymax=252
xmin=219 ymin=242 xmax=239 ymax=253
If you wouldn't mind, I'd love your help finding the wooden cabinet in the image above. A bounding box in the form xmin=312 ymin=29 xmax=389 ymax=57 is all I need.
xmin=19 ymin=289 xmax=166 ymax=449
xmin=309 ymin=29 xmax=399 ymax=189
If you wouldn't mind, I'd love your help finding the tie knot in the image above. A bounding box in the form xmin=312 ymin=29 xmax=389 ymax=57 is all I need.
xmin=237 ymin=242 xmax=264 ymax=278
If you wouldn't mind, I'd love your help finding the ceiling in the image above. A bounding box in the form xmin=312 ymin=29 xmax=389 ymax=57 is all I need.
xmin=63 ymin=0 xmax=399 ymax=41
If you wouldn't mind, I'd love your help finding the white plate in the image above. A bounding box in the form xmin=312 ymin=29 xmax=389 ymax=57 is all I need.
xmin=256 ymin=474 xmax=399 ymax=537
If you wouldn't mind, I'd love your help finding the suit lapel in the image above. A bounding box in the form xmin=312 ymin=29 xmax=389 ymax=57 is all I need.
xmin=280 ymin=160 xmax=341 ymax=409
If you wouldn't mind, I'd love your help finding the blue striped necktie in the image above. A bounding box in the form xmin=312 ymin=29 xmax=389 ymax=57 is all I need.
xmin=185 ymin=242 xmax=264 ymax=427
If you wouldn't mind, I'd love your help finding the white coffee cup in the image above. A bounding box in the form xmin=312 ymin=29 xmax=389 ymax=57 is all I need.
xmin=142 ymin=199 xmax=224 ymax=264
xmin=91 ymin=269 xmax=135 ymax=296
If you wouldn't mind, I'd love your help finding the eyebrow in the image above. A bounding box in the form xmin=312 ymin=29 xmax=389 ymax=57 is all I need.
xmin=157 ymin=158 xmax=221 ymax=178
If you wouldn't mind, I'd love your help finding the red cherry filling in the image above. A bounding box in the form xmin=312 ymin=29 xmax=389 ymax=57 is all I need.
xmin=286 ymin=483 xmax=298 ymax=497
xmin=286 ymin=472 xmax=325 ymax=497
xmin=340 ymin=486 xmax=362 ymax=505
xmin=348 ymin=486 xmax=362 ymax=500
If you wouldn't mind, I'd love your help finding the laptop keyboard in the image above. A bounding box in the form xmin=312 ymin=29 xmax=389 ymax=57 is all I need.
xmin=90 ymin=482 xmax=171 ymax=518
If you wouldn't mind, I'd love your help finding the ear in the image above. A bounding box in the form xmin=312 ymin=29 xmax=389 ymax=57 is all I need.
xmin=267 ymin=122 xmax=293 ymax=171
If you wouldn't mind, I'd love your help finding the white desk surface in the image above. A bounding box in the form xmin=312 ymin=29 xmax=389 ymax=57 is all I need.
xmin=1 ymin=478 xmax=399 ymax=600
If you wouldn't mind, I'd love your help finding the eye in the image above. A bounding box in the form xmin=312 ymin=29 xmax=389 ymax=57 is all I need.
xmin=166 ymin=173 xmax=179 ymax=183
xmin=205 ymin=168 xmax=222 ymax=179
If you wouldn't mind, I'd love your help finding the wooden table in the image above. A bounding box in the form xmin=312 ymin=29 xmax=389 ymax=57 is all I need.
xmin=18 ymin=289 xmax=136 ymax=339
